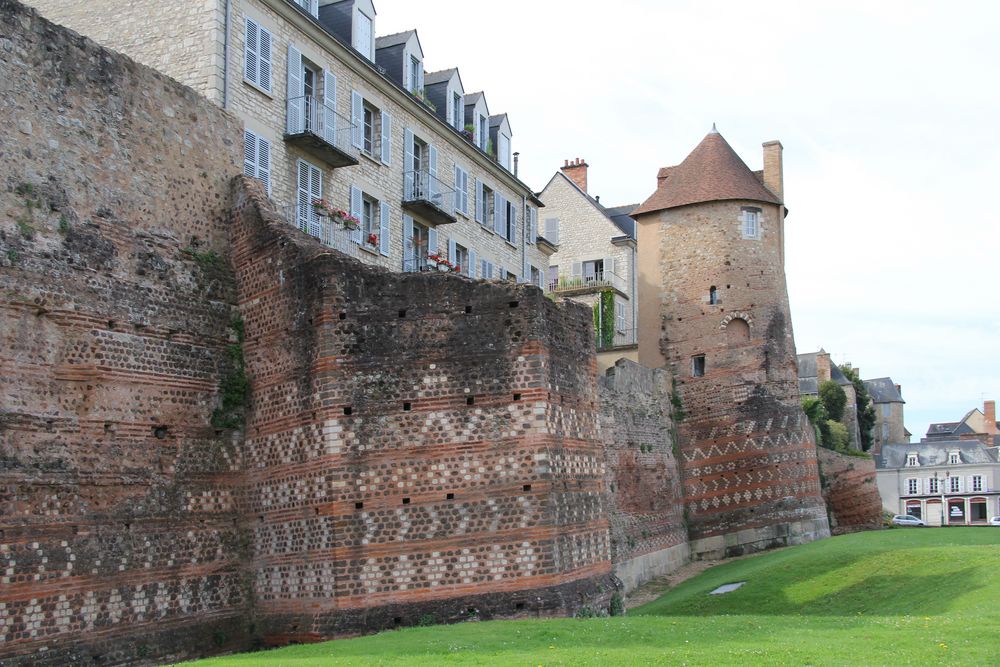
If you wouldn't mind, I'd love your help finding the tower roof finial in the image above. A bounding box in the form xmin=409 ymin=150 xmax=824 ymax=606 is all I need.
xmin=710 ymin=122 xmax=718 ymax=134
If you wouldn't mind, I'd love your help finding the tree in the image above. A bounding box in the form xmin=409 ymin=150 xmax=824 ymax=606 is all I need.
xmin=818 ymin=380 xmax=847 ymax=421
xmin=801 ymin=396 xmax=829 ymax=447
xmin=825 ymin=420 xmax=850 ymax=452
xmin=840 ymin=366 xmax=876 ymax=451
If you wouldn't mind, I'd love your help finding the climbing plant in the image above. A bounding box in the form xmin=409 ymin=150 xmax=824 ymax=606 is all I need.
xmin=592 ymin=289 xmax=615 ymax=349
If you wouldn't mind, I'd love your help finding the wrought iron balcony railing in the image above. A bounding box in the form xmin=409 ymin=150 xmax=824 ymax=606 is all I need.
xmin=596 ymin=329 xmax=637 ymax=352
xmin=285 ymin=95 xmax=359 ymax=168
xmin=402 ymin=170 xmax=457 ymax=225
xmin=548 ymin=270 xmax=628 ymax=295
xmin=282 ymin=204 xmax=361 ymax=258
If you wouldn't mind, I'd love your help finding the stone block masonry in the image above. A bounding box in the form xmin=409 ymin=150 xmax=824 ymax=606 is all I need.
xmin=0 ymin=2 xmax=248 ymax=665
xmin=230 ymin=176 xmax=615 ymax=639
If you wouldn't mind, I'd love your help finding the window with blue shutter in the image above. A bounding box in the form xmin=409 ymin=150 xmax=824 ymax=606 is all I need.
xmin=381 ymin=111 xmax=392 ymax=164
xmin=286 ymin=45 xmax=303 ymax=134
xmin=243 ymin=129 xmax=271 ymax=195
xmin=379 ymin=200 xmax=390 ymax=256
xmin=244 ymin=19 xmax=272 ymax=93
xmin=350 ymin=185 xmax=363 ymax=244
xmin=351 ymin=91 xmax=364 ymax=149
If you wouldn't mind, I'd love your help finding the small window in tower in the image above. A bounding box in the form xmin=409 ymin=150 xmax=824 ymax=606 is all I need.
xmin=741 ymin=207 xmax=761 ymax=239
xmin=692 ymin=355 xmax=706 ymax=377
xmin=709 ymin=286 xmax=719 ymax=305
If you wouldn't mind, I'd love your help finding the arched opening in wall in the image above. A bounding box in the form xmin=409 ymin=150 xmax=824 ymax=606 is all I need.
xmin=709 ymin=286 xmax=719 ymax=305
xmin=726 ymin=318 xmax=750 ymax=343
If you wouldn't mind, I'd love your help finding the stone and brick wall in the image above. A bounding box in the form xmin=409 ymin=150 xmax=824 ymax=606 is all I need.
xmin=230 ymin=176 xmax=615 ymax=640
xmin=0 ymin=2 xmax=247 ymax=665
xmin=637 ymin=198 xmax=830 ymax=558
xmin=599 ymin=360 xmax=688 ymax=592
xmin=816 ymin=448 xmax=883 ymax=533
xmin=25 ymin=0 xmax=226 ymax=104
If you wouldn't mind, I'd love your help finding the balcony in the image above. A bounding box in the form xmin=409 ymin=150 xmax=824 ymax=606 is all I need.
xmin=284 ymin=96 xmax=359 ymax=168
xmin=548 ymin=271 xmax=628 ymax=297
xmin=596 ymin=329 xmax=638 ymax=352
xmin=282 ymin=204 xmax=363 ymax=259
xmin=403 ymin=170 xmax=457 ymax=226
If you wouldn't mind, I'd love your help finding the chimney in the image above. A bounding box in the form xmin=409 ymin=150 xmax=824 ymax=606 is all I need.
xmin=561 ymin=157 xmax=588 ymax=193
xmin=816 ymin=351 xmax=832 ymax=384
xmin=762 ymin=140 xmax=783 ymax=201
xmin=513 ymin=151 xmax=520 ymax=178
xmin=985 ymin=400 xmax=998 ymax=435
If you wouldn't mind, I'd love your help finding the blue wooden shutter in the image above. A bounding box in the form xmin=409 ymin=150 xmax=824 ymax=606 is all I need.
xmin=427 ymin=227 xmax=438 ymax=258
xmin=286 ymin=45 xmax=303 ymax=134
xmin=428 ymin=144 xmax=439 ymax=204
xmin=448 ymin=238 xmax=457 ymax=264
xmin=475 ymin=179 xmax=484 ymax=223
xmin=244 ymin=19 xmax=259 ymax=86
xmin=402 ymin=214 xmax=414 ymax=271
xmin=494 ymin=193 xmax=505 ymax=235
xmin=453 ymin=165 xmax=461 ymax=212
xmin=351 ymin=90 xmax=364 ymax=148
xmin=309 ymin=0 xmax=318 ymax=16
xmin=469 ymin=249 xmax=477 ymax=278
xmin=403 ymin=128 xmax=415 ymax=199
xmin=380 ymin=111 xmax=392 ymax=164
xmin=350 ymin=185 xmax=362 ymax=244
xmin=379 ymin=201 xmax=390 ymax=256
xmin=509 ymin=207 xmax=517 ymax=244
xmin=259 ymin=27 xmax=272 ymax=92
xmin=323 ymin=69 xmax=337 ymax=144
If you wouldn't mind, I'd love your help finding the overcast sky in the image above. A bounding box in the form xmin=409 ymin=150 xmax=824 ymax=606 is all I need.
xmin=376 ymin=0 xmax=1000 ymax=440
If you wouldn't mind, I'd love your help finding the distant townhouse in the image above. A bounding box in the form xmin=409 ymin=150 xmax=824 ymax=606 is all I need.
xmin=537 ymin=159 xmax=638 ymax=370
xmin=876 ymin=440 xmax=999 ymax=525
xmin=864 ymin=377 xmax=910 ymax=452
xmin=924 ymin=400 xmax=999 ymax=446
xmin=30 ymin=0 xmax=551 ymax=284
xmin=797 ymin=349 xmax=862 ymax=449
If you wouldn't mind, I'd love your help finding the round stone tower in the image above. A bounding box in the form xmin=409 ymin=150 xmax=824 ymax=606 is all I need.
xmin=633 ymin=127 xmax=830 ymax=558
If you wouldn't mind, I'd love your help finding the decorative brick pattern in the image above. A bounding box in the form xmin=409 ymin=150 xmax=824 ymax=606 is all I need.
xmin=816 ymin=448 xmax=883 ymax=533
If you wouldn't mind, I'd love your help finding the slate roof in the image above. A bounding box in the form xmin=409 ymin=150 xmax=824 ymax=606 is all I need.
xmin=877 ymin=440 xmax=1000 ymax=469
xmin=464 ymin=91 xmax=485 ymax=106
xmin=864 ymin=377 xmax=904 ymax=404
xmin=375 ymin=30 xmax=415 ymax=49
xmin=424 ymin=68 xmax=457 ymax=86
xmin=488 ymin=113 xmax=507 ymax=128
xmin=632 ymin=129 xmax=782 ymax=216
xmin=797 ymin=352 xmax=852 ymax=395
xmin=601 ymin=203 xmax=637 ymax=238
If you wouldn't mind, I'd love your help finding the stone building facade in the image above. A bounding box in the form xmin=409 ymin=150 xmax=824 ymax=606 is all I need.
xmin=864 ymin=376 xmax=907 ymax=452
xmin=632 ymin=129 xmax=831 ymax=558
xmin=798 ymin=350 xmax=862 ymax=449
xmin=27 ymin=0 xmax=551 ymax=286
xmin=537 ymin=160 xmax=638 ymax=372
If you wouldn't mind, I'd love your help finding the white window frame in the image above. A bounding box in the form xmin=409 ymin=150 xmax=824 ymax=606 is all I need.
xmin=948 ymin=451 xmax=960 ymax=464
xmin=355 ymin=10 xmax=374 ymax=61
xmin=949 ymin=476 xmax=961 ymax=493
xmin=906 ymin=453 xmax=919 ymax=467
xmin=243 ymin=18 xmax=273 ymax=94
xmin=741 ymin=207 xmax=760 ymax=240
xmin=972 ymin=475 xmax=983 ymax=492
xmin=928 ymin=477 xmax=940 ymax=494
xmin=906 ymin=478 xmax=919 ymax=496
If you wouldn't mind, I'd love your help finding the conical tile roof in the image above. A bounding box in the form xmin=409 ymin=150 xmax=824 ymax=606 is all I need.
xmin=632 ymin=130 xmax=781 ymax=216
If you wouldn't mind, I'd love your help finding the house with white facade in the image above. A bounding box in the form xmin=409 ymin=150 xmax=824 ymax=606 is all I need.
xmin=29 ymin=0 xmax=552 ymax=285
xmin=876 ymin=440 xmax=1000 ymax=525
xmin=536 ymin=159 xmax=637 ymax=370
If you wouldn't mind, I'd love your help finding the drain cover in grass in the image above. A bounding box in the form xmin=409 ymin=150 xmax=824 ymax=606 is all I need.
xmin=709 ymin=581 xmax=746 ymax=595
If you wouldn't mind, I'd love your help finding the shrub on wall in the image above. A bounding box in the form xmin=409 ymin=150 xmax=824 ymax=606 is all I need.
xmin=592 ymin=290 xmax=615 ymax=349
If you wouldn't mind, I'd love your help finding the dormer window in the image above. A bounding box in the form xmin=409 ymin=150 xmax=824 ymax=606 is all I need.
xmin=906 ymin=453 xmax=919 ymax=467
xmin=948 ymin=451 xmax=960 ymax=465
xmin=452 ymin=92 xmax=462 ymax=129
xmin=355 ymin=11 xmax=373 ymax=60
xmin=478 ymin=114 xmax=488 ymax=151
xmin=409 ymin=55 xmax=423 ymax=94
xmin=291 ymin=0 xmax=318 ymax=18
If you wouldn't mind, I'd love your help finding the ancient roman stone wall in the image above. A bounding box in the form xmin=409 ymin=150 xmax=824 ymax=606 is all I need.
xmin=638 ymin=199 xmax=830 ymax=558
xmin=816 ymin=448 xmax=883 ymax=533
xmin=599 ymin=360 xmax=688 ymax=592
xmin=0 ymin=2 xmax=247 ymax=665
xmin=230 ymin=177 xmax=615 ymax=641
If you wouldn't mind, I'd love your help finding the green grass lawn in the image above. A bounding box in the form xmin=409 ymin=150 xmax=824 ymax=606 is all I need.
xmin=181 ymin=528 xmax=1000 ymax=666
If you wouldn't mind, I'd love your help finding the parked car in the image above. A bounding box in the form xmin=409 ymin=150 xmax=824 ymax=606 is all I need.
xmin=892 ymin=514 xmax=927 ymax=527
xmin=989 ymin=516 xmax=1000 ymax=526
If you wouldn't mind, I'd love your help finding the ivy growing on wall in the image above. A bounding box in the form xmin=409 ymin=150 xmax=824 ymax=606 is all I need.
xmin=592 ymin=289 xmax=615 ymax=349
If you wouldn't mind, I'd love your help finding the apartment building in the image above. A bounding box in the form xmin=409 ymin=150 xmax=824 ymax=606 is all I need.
xmin=30 ymin=0 xmax=551 ymax=282
xmin=536 ymin=159 xmax=638 ymax=369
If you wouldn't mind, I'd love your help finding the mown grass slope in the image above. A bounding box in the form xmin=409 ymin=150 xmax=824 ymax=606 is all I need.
xmin=181 ymin=528 xmax=999 ymax=666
